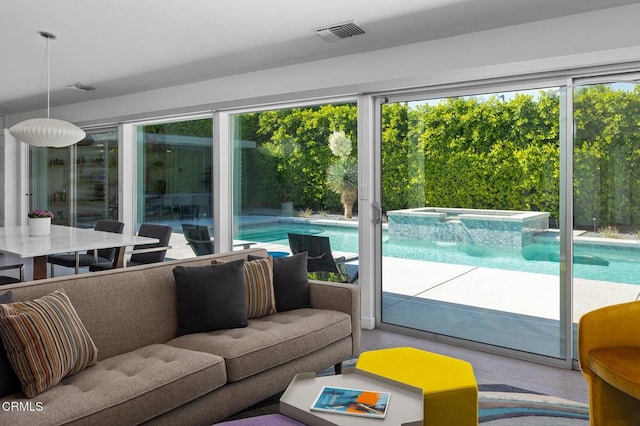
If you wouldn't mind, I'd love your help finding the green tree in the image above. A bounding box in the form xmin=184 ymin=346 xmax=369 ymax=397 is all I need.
xmin=253 ymin=103 xmax=357 ymax=212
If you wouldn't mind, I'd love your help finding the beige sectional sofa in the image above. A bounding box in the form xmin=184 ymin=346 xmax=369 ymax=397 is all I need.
xmin=0 ymin=248 xmax=360 ymax=425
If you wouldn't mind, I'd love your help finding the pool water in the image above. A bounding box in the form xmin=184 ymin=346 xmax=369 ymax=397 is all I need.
xmin=236 ymin=222 xmax=640 ymax=285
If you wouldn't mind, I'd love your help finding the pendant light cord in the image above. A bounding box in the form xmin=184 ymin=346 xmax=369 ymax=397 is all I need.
xmin=38 ymin=31 xmax=57 ymax=119
xmin=46 ymin=35 xmax=50 ymax=119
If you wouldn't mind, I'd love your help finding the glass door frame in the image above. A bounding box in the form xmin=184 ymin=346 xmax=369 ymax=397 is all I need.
xmin=370 ymin=77 xmax=576 ymax=368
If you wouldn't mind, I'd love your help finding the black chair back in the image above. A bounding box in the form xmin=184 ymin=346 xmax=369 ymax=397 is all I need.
xmin=287 ymin=233 xmax=340 ymax=275
xmin=92 ymin=220 xmax=125 ymax=261
xmin=182 ymin=224 xmax=214 ymax=256
xmin=130 ymin=224 xmax=172 ymax=264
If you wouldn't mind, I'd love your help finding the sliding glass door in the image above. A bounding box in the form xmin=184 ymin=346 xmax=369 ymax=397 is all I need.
xmin=571 ymin=79 xmax=640 ymax=359
xmin=230 ymin=102 xmax=359 ymax=278
xmin=379 ymin=86 xmax=566 ymax=358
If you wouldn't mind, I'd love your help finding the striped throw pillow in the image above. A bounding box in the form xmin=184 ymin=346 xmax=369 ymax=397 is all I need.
xmin=0 ymin=289 xmax=98 ymax=398
xmin=244 ymin=257 xmax=277 ymax=319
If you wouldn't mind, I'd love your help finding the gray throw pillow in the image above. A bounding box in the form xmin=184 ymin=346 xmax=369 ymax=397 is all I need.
xmin=250 ymin=252 xmax=311 ymax=312
xmin=173 ymin=259 xmax=248 ymax=336
xmin=0 ymin=291 xmax=20 ymax=397
xmin=272 ymin=252 xmax=311 ymax=311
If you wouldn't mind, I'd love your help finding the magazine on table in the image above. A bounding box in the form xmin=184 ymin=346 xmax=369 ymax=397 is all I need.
xmin=310 ymin=385 xmax=390 ymax=419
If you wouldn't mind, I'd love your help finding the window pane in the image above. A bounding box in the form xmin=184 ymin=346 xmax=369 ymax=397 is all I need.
xmin=136 ymin=118 xmax=213 ymax=255
xmin=231 ymin=104 xmax=359 ymax=283
xmin=32 ymin=130 xmax=118 ymax=227
xmin=381 ymin=88 xmax=564 ymax=357
xmin=572 ymin=81 xmax=640 ymax=359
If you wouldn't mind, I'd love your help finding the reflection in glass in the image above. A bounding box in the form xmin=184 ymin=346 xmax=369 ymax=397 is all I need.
xmin=136 ymin=119 xmax=213 ymax=233
xmin=33 ymin=130 xmax=118 ymax=227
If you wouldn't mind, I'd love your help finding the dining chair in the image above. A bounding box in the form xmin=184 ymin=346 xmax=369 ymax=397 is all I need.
xmin=89 ymin=223 xmax=173 ymax=271
xmin=0 ymin=263 xmax=25 ymax=285
xmin=48 ymin=220 xmax=125 ymax=277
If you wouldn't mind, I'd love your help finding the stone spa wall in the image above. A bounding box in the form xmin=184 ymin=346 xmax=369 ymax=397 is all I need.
xmin=387 ymin=207 xmax=550 ymax=248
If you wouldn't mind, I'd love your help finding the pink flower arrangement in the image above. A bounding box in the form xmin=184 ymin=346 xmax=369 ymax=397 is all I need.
xmin=28 ymin=209 xmax=54 ymax=219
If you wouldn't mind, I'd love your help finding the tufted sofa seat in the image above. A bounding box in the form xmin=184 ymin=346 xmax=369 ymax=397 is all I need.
xmin=13 ymin=345 xmax=226 ymax=425
xmin=168 ymin=308 xmax=352 ymax=382
xmin=0 ymin=248 xmax=360 ymax=425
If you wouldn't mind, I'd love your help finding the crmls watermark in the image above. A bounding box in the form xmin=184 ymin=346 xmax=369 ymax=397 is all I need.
xmin=2 ymin=401 xmax=44 ymax=412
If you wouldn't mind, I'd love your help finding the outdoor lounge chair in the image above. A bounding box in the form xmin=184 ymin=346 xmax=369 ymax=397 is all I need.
xmin=182 ymin=223 xmax=214 ymax=256
xmin=181 ymin=224 xmax=257 ymax=255
xmin=287 ymin=233 xmax=358 ymax=283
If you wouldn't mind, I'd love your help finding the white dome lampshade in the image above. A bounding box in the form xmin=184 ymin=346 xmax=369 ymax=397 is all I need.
xmin=9 ymin=118 xmax=86 ymax=148
xmin=10 ymin=31 xmax=86 ymax=148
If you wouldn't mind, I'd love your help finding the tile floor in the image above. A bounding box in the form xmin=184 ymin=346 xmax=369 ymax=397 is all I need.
xmin=361 ymin=328 xmax=589 ymax=404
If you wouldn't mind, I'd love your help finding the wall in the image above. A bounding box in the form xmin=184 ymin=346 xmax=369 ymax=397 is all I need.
xmin=6 ymin=4 xmax=640 ymax=126
xmin=0 ymin=130 xmax=24 ymax=226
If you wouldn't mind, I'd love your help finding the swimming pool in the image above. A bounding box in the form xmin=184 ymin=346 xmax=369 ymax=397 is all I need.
xmin=235 ymin=222 xmax=640 ymax=285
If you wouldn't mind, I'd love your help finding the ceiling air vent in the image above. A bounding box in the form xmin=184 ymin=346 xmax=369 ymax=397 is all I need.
xmin=315 ymin=21 xmax=365 ymax=43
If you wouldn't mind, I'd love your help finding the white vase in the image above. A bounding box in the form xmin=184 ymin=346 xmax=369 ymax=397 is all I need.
xmin=28 ymin=217 xmax=51 ymax=236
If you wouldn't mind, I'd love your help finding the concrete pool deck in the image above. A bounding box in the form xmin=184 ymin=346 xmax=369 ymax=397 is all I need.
xmin=380 ymin=256 xmax=639 ymax=322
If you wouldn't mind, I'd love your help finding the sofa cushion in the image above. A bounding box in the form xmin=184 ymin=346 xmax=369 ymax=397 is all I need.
xmin=173 ymin=259 xmax=248 ymax=335
xmin=248 ymin=252 xmax=311 ymax=312
xmin=0 ymin=289 xmax=98 ymax=398
xmin=0 ymin=290 xmax=21 ymax=398
xmin=168 ymin=308 xmax=352 ymax=382
xmin=244 ymin=257 xmax=276 ymax=319
xmin=0 ymin=344 xmax=226 ymax=425
xmin=272 ymin=252 xmax=311 ymax=312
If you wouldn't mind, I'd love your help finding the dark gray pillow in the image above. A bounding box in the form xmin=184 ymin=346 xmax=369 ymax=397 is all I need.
xmin=0 ymin=291 xmax=20 ymax=397
xmin=173 ymin=259 xmax=248 ymax=336
xmin=252 ymin=252 xmax=311 ymax=312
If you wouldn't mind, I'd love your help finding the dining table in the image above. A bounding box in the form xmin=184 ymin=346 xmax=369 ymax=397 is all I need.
xmin=0 ymin=224 xmax=159 ymax=280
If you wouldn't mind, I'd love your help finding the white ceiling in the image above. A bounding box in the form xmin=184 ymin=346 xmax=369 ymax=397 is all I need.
xmin=1 ymin=0 xmax=639 ymax=115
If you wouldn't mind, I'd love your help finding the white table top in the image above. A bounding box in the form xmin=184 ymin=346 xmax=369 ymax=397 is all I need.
xmin=280 ymin=369 xmax=423 ymax=426
xmin=0 ymin=225 xmax=158 ymax=258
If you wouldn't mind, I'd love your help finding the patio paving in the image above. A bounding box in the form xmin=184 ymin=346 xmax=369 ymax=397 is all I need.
xmin=381 ymin=256 xmax=639 ymax=322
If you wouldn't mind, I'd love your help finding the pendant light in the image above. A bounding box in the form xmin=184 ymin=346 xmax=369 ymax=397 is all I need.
xmin=9 ymin=31 xmax=86 ymax=147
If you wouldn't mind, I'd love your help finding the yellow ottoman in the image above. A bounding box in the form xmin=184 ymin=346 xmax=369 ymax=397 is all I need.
xmin=356 ymin=347 xmax=478 ymax=426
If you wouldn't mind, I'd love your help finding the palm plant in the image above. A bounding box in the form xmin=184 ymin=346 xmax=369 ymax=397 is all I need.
xmin=327 ymin=156 xmax=358 ymax=218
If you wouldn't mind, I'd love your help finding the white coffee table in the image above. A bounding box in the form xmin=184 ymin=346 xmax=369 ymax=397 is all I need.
xmin=280 ymin=368 xmax=423 ymax=426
